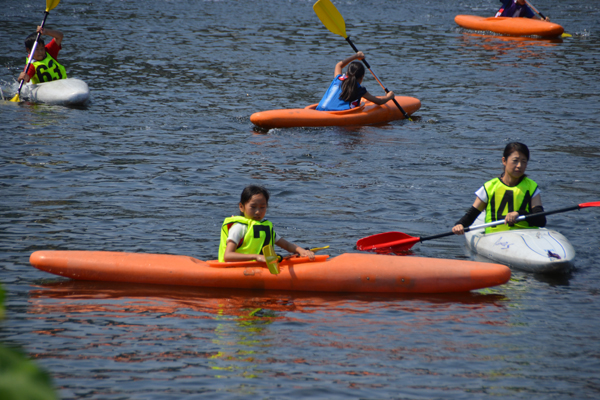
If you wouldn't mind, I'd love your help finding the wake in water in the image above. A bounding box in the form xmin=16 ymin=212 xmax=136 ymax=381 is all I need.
xmin=0 ymin=80 xmax=19 ymax=101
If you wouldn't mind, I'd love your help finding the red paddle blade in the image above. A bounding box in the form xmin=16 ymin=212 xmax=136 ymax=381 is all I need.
xmin=580 ymin=201 xmax=600 ymax=208
xmin=356 ymin=231 xmax=420 ymax=252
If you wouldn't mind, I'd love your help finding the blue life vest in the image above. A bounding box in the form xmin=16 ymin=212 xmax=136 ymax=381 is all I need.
xmin=316 ymin=74 xmax=366 ymax=111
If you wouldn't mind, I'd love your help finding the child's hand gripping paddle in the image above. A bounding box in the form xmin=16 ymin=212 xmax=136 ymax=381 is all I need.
xmin=10 ymin=0 xmax=61 ymax=102
xmin=313 ymin=0 xmax=413 ymax=121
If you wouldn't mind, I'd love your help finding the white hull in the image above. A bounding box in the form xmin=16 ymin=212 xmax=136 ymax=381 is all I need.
xmin=464 ymin=214 xmax=575 ymax=273
xmin=22 ymin=78 xmax=90 ymax=106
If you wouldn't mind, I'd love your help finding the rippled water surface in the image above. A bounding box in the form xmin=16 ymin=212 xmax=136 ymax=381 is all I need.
xmin=1 ymin=0 xmax=599 ymax=399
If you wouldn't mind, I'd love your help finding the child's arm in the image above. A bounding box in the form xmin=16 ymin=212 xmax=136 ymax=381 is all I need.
xmin=223 ymin=240 xmax=266 ymax=263
xmin=38 ymin=26 xmax=64 ymax=47
xmin=275 ymin=238 xmax=315 ymax=260
xmin=334 ymin=51 xmax=365 ymax=76
xmin=452 ymin=197 xmax=486 ymax=235
xmin=362 ymin=90 xmax=395 ymax=105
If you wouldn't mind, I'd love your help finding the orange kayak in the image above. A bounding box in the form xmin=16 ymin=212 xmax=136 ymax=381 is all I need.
xmin=29 ymin=250 xmax=510 ymax=294
xmin=250 ymin=96 xmax=421 ymax=129
xmin=455 ymin=15 xmax=564 ymax=37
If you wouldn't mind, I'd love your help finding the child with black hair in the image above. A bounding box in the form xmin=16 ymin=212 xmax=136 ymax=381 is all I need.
xmin=316 ymin=51 xmax=394 ymax=111
xmin=453 ymin=142 xmax=546 ymax=236
xmin=18 ymin=26 xmax=66 ymax=84
xmin=218 ymin=185 xmax=315 ymax=262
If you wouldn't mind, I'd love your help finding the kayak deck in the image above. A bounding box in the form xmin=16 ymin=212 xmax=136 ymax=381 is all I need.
xmin=464 ymin=215 xmax=575 ymax=274
xmin=30 ymin=250 xmax=511 ymax=294
xmin=22 ymin=78 xmax=90 ymax=106
xmin=250 ymin=96 xmax=421 ymax=129
xmin=455 ymin=15 xmax=564 ymax=37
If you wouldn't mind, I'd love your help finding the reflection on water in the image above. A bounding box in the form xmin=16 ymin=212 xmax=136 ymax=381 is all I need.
xmin=458 ymin=33 xmax=564 ymax=64
xmin=28 ymin=281 xmax=509 ymax=384
xmin=461 ymin=32 xmax=564 ymax=45
xmin=29 ymin=280 xmax=508 ymax=317
xmin=209 ymin=307 xmax=276 ymax=379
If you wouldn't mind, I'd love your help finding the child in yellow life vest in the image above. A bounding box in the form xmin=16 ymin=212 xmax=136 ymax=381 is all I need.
xmin=452 ymin=142 xmax=546 ymax=235
xmin=218 ymin=185 xmax=315 ymax=263
xmin=17 ymin=26 xmax=67 ymax=84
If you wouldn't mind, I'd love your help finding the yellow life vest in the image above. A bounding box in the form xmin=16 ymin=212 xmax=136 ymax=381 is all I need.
xmin=218 ymin=216 xmax=275 ymax=262
xmin=484 ymin=176 xmax=539 ymax=233
xmin=28 ymin=52 xmax=67 ymax=84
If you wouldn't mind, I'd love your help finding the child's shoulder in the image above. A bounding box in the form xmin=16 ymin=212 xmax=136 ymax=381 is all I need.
xmin=46 ymin=39 xmax=62 ymax=56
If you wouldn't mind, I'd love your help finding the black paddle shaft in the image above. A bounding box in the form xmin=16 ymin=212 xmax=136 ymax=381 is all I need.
xmin=344 ymin=37 xmax=412 ymax=120
xmin=419 ymin=204 xmax=582 ymax=243
xmin=525 ymin=0 xmax=548 ymax=20
xmin=345 ymin=37 xmax=371 ymax=68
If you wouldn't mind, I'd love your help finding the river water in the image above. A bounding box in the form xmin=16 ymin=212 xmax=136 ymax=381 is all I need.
xmin=1 ymin=0 xmax=599 ymax=398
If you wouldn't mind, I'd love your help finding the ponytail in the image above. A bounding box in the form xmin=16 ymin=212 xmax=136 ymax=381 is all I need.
xmin=340 ymin=61 xmax=365 ymax=103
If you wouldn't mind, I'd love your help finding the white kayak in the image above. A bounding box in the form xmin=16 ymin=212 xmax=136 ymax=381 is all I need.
xmin=464 ymin=214 xmax=575 ymax=274
xmin=21 ymin=78 xmax=90 ymax=106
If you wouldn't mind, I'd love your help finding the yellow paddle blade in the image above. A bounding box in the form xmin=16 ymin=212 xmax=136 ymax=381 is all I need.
xmin=313 ymin=0 xmax=347 ymax=38
xmin=561 ymin=33 xmax=572 ymax=38
xmin=310 ymin=245 xmax=329 ymax=253
xmin=46 ymin=0 xmax=60 ymax=12
xmin=10 ymin=0 xmax=60 ymax=103
xmin=262 ymin=245 xmax=280 ymax=275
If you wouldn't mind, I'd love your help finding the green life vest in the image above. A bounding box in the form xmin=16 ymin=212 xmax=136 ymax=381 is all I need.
xmin=28 ymin=52 xmax=67 ymax=84
xmin=218 ymin=216 xmax=275 ymax=262
xmin=484 ymin=176 xmax=538 ymax=234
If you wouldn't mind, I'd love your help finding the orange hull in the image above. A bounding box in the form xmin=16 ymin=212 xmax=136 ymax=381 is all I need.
xmin=30 ymin=250 xmax=510 ymax=294
xmin=455 ymin=15 xmax=564 ymax=37
xmin=250 ymin=96 xmax=421 ymax=129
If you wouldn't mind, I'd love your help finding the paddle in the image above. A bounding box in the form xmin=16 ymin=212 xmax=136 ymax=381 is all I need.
xmin=10 ymin=0 xmax=61 ymax=102
xmin=356 ymin=201 xmax=600 ymax=252
xmin=262 ymin=245 xmax=280 ymax=275
xmin=524 ymin=0 xmax=572 ymax=37
xmin=307 ymin=245 xmax=329 ymax=252
xmin=313 ymin=0 xmax=413 ymax=122
xmin=263 ymin=245 xmax=329 ymax=274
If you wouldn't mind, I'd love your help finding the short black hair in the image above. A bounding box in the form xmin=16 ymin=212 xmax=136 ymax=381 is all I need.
xmin=503 ymin=142 xmax=530 ymax=161
xmin=25 ymin=33 xmax=44 ymax=51
xmin=239 ymin=185 xmax=270 ymax=206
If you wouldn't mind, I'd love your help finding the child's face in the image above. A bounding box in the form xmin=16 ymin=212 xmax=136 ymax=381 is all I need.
xmin=239 ymin=194 xmax=268 ymax=221
xmin=28 ymin=44 xmax=46 ymax=61
xmin=502 ymin=151 xmax=529 ymax=179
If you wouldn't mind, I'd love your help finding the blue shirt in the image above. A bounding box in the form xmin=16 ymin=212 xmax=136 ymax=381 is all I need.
xmin=499 ymin=0 xmax=535 ymax=18
xmin=316 ymin=74 xmax=367 ymax=111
